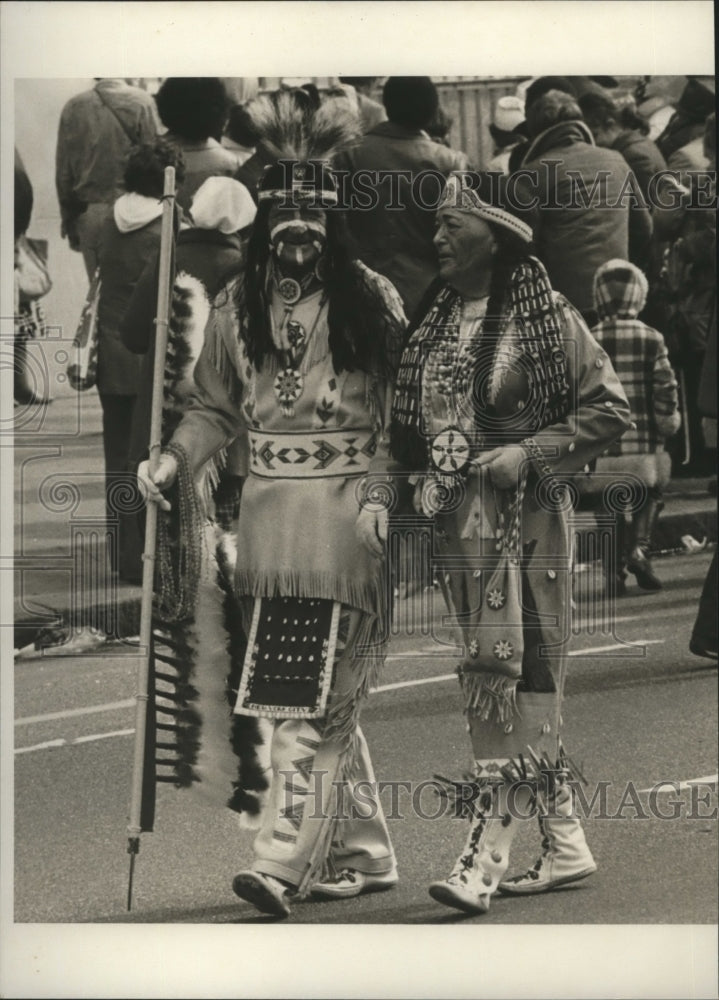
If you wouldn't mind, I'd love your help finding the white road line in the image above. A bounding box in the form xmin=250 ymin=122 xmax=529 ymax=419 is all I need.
xmin=15 ymin=729 xmax=134 ymax=754
xmin=372 ymin=673 xmax=456 ymax=693
xmin=572 ymin=607 xmax=693 ymax=629
xmin=11 ymin=638 xmax=670 ymax=754
xmin=385 ymin=638 xmax=666 ymax=662
xmin=385 ymin=650 xmax=457 ymax=661
xmin=637 ymin=775 xmax=718 ymax=793
xmin=15 ymin=699 xmax=134 ymax=725
xmin=569 ymin=639 xmax=664 ymax=656
xmin=14 ymin=640 xmax=666 ymax=731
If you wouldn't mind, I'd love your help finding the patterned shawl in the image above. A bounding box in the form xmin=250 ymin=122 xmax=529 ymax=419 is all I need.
xmin=390 ymin=256 xmax=570 ymax=471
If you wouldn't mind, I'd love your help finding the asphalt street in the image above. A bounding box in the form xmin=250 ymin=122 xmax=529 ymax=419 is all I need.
xmin=13 ymin=549 xmax=718 ymax=927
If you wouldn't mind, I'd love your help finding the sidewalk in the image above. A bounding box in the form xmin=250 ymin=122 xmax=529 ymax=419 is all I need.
xmin=11 ymin=393 xmax=717 ymax=648
xmin=12 ymin=392 xmax=142 ymax=648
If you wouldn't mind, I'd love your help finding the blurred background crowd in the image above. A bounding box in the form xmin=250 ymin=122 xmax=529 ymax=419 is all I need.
xmin=12 ymin=74 xmax=716 ymax=638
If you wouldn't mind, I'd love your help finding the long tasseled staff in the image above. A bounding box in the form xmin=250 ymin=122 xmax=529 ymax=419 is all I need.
xmin=126 ymin=166 xmax=176 ymax=911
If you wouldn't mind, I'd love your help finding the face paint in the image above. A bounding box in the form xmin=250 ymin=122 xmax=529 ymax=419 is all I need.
xmin=268 ymin=207 xmax=328 ymax=275
xmin=269 ymin=219 xmax=328 ymax=244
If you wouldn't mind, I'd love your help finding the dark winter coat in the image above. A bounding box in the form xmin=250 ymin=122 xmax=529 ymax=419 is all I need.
xmin=122 ymin=226 xmax=246 ymax=468
xmin=611 ymin=129 xmax=667 ymax=205
xmin=517 ymin=120 xmax=653 ymax=314
xmin=337 ymin=121 xmax=469 ymax=320
xmin=97 ymin=213 xmax=162 ymax=395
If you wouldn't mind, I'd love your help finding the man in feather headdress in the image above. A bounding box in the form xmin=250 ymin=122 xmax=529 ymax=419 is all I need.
xmin=139 ymin=92 xmax=407 ymax=918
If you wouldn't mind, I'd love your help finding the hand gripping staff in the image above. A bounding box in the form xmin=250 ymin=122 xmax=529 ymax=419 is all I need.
xmin=126 ymin=167 xmax=176 ymax=911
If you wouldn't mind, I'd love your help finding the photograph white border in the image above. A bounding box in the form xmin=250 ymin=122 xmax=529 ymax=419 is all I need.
xmin=1 ymin=2 xmax=716 ymax=997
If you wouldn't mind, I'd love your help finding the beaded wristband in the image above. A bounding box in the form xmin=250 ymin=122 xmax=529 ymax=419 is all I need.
xmin=521 ymin=436 xmax=555 ymax=481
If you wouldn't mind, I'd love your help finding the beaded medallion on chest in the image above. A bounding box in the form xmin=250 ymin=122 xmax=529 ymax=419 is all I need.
xmin=271 ymin=274 xmax=328 ymax=419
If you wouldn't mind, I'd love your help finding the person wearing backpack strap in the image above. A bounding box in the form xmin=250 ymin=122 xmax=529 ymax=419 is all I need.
xmin=56 ymin=78 xmax=159 ymax=280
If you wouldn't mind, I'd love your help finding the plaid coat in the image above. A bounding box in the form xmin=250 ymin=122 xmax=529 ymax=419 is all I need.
xmin=592 ymin=260 xmax=680 ymax=455
xmin=591 ymin=312 xmax=680 ymax=455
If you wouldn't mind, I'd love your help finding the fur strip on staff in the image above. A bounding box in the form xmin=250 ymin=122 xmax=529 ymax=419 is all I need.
xmin=148 ymin=263 xmax=271 ymax=827
xmin=151 ymin=524 xmax=271 ymax=824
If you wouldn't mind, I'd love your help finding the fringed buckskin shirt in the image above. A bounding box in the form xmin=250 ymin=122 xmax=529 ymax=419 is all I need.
xmin=171 ymin=263 xmax=406 ymax=617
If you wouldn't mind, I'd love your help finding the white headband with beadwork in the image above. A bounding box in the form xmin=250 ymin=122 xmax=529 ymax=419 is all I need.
xmin=439 ymin=173 xmax=533 ymax=243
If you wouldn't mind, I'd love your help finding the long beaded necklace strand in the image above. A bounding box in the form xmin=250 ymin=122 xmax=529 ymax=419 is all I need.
xmin=270 ymin=275 xmax=328 ymax=418
xmin=427 ymin=296 xmax=488 ymax=476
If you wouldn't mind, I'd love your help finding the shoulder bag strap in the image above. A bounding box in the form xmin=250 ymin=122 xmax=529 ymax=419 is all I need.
xmin=95 ymin=86 xmax=139 ymax=145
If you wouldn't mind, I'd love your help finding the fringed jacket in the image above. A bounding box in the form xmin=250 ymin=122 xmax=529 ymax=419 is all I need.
xmin=394 ymin=287 xmax=633 ymax=687
xmin=171 ymin=263 xmax=406 ymax=617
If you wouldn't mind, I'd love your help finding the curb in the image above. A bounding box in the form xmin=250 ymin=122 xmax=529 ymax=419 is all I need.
xmin=14 ymin=505 xmax=716 ymax=653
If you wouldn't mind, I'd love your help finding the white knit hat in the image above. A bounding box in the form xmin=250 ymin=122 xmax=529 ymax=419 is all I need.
xmin=492 ymin=95 xmax=525 ymax=133
xmin=190 ymin=176 xmax=257 ymax=234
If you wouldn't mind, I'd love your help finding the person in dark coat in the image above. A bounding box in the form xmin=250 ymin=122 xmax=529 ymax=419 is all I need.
xmin=689 ymin=113 xmax=717 ymax=660
xmin=515 ymin=90 xmax=653 ymax=323
xmin=337 ymin=76 xmax=469 ymax=320
xmin=652 ymin=112 xmax=716 ymax=476
xmin=507 ymin=76 xmax=577 ymax=174
xmin=121 ymin=176 xmax=256 ymax=528
xmin=656 ymin=76 xmax=715 ymax=165
xmin=578 ymin=91 xmax=668 ymax=206
xmin=97 ymin=138 xmax=185 ymax=581
xmin=14 ymin=148 xmax=33 ymax=242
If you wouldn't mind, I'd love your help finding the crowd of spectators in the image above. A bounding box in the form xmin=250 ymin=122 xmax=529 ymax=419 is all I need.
xmin=13 ymin=75 xmax=716 ymax=627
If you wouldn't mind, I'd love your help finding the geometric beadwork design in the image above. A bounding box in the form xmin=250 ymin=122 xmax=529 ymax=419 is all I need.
xmin=249 ymin=429 xmax=377 ymax=478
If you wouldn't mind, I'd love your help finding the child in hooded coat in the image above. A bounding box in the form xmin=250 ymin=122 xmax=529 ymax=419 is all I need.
xmin=589 ymin=259 xmax=681 ymax=594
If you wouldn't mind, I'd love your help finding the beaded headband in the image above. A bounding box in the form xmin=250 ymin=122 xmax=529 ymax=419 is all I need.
xmin=439 ymin=173 xmax=533 ymax=244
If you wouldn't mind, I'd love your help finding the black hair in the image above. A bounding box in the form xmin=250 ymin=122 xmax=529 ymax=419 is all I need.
xmin=123 ymin=138 xmax=186 ymax=198
xmin=155 ymin=77 xmax=230 ymax=141
xmin=225 ymin=104 xmax=261 ymax=147
xmin=483 ymin=224 xmax=536 ymax=337
xmin=578 ymin=91 xmax=650 ymax=137
xmin=525 ymin=76 xmax=575 ymax=111
xmin=241 ymin=201 xmax=400 ymax=378
xmin=426 ymin=105 xmax=454 ymax=143
xmin=383 ymin=76 xmax=439 ymax=130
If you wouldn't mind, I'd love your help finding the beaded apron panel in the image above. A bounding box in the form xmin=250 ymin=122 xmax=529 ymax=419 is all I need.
xmin=235 ymin=596 xmax=340 ymax=718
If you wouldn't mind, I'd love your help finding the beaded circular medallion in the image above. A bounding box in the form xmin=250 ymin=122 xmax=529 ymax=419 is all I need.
xmin=430 ymin=426 xmax=470 ymax=474
xmin=274 ymin=368 xmax=305 ymax=418
xmin=278 ymin=277 xmax=302 ymax=305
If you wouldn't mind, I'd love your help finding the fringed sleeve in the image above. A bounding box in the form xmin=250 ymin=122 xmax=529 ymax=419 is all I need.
xmin=353 ymin=261 xmax=408 ymax=483
xmin=169 ymin=281 xmax=247 ymax=478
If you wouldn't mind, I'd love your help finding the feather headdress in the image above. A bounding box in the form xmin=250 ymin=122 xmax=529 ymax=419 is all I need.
xmin=245 ymin=91 xmax=361 ymax=205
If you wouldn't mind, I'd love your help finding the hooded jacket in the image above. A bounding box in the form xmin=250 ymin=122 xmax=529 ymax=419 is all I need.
xmin=517 ymin=120 xmax=653 ymax=314
xmin=591 ymin=259 xmax=680 ymax=454
xmin=96 ymin=194 xmax=164 ymax=394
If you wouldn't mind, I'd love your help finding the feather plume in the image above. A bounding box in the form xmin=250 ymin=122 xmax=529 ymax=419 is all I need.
xmin=245 ymin=91 xmax=360 ymax=164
